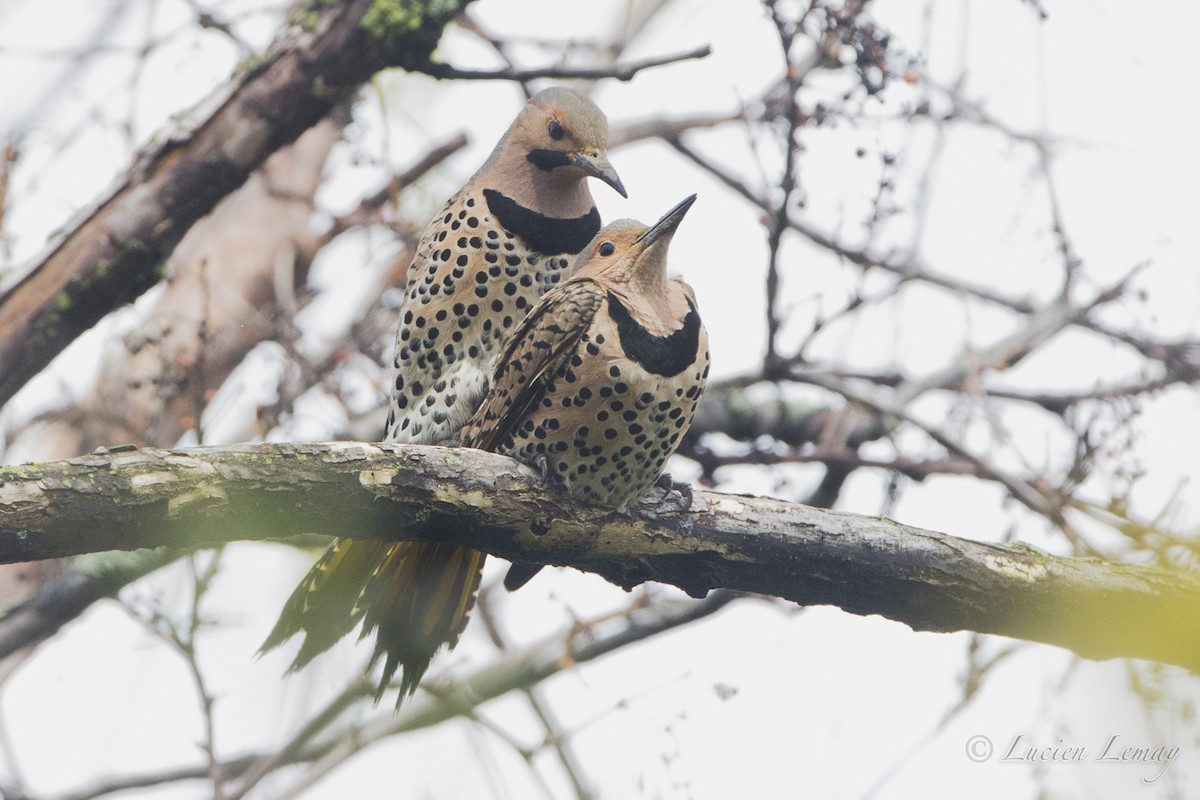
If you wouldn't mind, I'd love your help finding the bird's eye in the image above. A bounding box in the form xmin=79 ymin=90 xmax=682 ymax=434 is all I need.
xmin=548 ymin=120 xmax=565 ymax=141
xmin=599 ymin=241 xmax=615 ymax=257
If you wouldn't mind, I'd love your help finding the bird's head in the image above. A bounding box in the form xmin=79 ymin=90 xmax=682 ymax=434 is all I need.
xmin=574 ymin=194 xmax=697 ymax=288
xmin=506 ymin=87 xmax=627 ymax=198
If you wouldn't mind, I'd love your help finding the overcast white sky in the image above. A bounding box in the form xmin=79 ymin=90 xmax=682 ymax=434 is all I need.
xmin=1 ymin=1 xmax=1198 ymax=798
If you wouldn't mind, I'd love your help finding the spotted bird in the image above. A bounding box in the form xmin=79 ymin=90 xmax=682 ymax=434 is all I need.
xmin=441 ymin=194 xmax=710 ymax=662
xmin=261 ymin=88 xmax=627 ymax=704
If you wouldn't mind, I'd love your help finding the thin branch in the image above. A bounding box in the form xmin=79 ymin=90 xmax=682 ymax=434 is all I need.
xmin=762 ymin=6 xmax=804 ymax=369
xmin=891 ymin=269 xmax=1139 ymax=404
xmin=607 ymin=112 xmax=742 ymax=149
xmin=801 ymin=369 xmax=1068 ymax=521
xmin=476 ymin=590 xmax=594 ymax=800
xmin=46 ymin=591 xmax=732 ymax=800
xmin=322 ymin=131 xmax=470 ymax=240
xmin=0 ymin=139 xmax=17 ymax=265
xmin=272 ymin=591 xmax=740 ymax=798
xmin=685 ymin=443 xmax=988 ymax=483
xmin=415 ymin=45 xmax=711 ymax=83
xmin=225 ymin=670 xmax=375 ymax=800
xmin=0 ymin=548 xmax=175 ymax=662
xmin=984 ymin=376 xmax=1189 ymax=416
xmin=121 ymin=552 xmax=226 ymax=799
xmin=664 ymin=135 xmax=1040 ymax=315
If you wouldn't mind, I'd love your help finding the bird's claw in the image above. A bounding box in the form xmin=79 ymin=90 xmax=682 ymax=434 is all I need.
xmin=643 ymin=473 xmax=693 ymax=511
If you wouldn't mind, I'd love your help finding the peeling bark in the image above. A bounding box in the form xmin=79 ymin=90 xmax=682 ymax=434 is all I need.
xmin=1 ymin=442 xmax=1196 ymax=670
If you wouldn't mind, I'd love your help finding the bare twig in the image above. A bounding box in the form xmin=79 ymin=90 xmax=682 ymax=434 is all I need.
xmin=762 ymin=7 xmax=808 ymax=369
xmin=416 ymin=45 xmax=711 ymax=83
xmin=665 ymin=135 xmax=1040 ymax=315
xmin=0 ymin=139 xmax=17 ymax=265
xmin=323 ymin=132 xmax=470 ymax=240
xmin=0 ymin=549 xmax=176 ymax=662
xmin=121 ymin=552 xmax=227 ymax=799
xmin=271 ymin=591 xmax=739 ymax=798
xmin=226 ymin=670 xmax=375 ymax=800
xmin=476 ymin=591 xmax=595 ymax=800
xmin=44 ymin=591 xmax=732 ymax=800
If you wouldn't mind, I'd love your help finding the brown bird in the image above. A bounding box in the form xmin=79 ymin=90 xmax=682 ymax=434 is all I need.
xmin=453 ymin=194 xmax=709 ymax=625
xmin=463 ymin=194 xmax=708 ymax=504
xmin=261 ymin=88 xmax=626 ymax=703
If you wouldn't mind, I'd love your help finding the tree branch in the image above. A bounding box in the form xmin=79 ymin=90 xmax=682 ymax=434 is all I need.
xmin=1 ymin=443 xmax=1197 ymax=671
xmin=415 ymin=44 xmax=711 ymax=82
xmin=0 ymin=0 xmax=471 ymax=408
xmin=0 ymin=549 xmax=172 ymax=662
xmin=46 ymin=590 xmax=734 ymax=800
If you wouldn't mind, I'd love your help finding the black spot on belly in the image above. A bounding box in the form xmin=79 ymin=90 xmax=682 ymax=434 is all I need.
xmin=483 ymin=189 xmax=599 ymax=255
xmin=607 ymin=293 xmax=701 ymax=377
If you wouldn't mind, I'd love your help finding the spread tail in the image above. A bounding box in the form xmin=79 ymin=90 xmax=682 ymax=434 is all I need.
xmin=259 ymin=538 xmax=387 ymax=671
xmin=360 ymin=542 xmax=486 ymax=704
xmin=261 ymin=539 xmax=485 ymax=706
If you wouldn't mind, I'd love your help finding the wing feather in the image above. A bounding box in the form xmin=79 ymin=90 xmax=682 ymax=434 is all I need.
xmin=463 ymin=278 xmax=604 ymax=452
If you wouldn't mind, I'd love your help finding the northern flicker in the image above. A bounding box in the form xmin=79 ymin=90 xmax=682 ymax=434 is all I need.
xmin=455 ymin=195 xmax=708 ymax=617
xmin=463 ymin=192 xmax=707 ymax=495
xmin=261 ymin=88 xmax=626 ymax=702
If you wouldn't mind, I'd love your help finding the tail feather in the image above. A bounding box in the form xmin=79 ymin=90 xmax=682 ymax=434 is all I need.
xmin=360 ymin=542 xmax=486 ymax=703
xmin=259 ymin=538 xmax=388 ymax=671
xmin=262 ymin=537 xmax=485 ymax=705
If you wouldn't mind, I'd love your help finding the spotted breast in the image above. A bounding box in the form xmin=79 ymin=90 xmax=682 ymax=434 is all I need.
xmin=261 ymin=87 xmax=627 ymax=706
xmin=462 ymin=195 xmax=709 ymax=510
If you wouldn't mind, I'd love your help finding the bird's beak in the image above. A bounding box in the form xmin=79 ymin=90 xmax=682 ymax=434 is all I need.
xmin=636 ymin=194 xmax=697 ymax=247
xmin=570 ymin=150 xmax=627 ymax=198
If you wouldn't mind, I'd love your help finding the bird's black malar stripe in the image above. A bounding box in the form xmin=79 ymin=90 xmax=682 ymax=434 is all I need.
xmin=484 ymin=188 xmax=599 ymax=255
xmin=606 ymin=292 xmax=701 ymax=377
xmin=526 ymin=149 xmax=573 ymax=172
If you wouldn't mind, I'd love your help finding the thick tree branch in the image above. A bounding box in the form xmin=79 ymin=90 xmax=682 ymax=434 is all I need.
xmin=0 ymin=0 xmax=470 ymax=408
xmin=1 ymin=443 xmax=1197 ymax=671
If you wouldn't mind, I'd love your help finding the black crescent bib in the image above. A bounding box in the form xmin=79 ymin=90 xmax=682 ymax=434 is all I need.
xmin=484 ymin=189 xmax=600 ymax=256
xmin=606 ymin=292 xmax=701 ymax=377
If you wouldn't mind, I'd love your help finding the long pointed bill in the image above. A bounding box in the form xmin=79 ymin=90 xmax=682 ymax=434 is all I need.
xmin=570 ymin=151 xmax=628 ymax=198
xmin=636 ymin=194 xmax=697 ymax=246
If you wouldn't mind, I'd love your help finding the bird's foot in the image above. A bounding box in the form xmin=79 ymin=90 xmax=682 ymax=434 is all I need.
xmin=532 ymin=454 xmax=552 ymax=481
xmin=642 ymin=473 xmax=693 ymax=511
